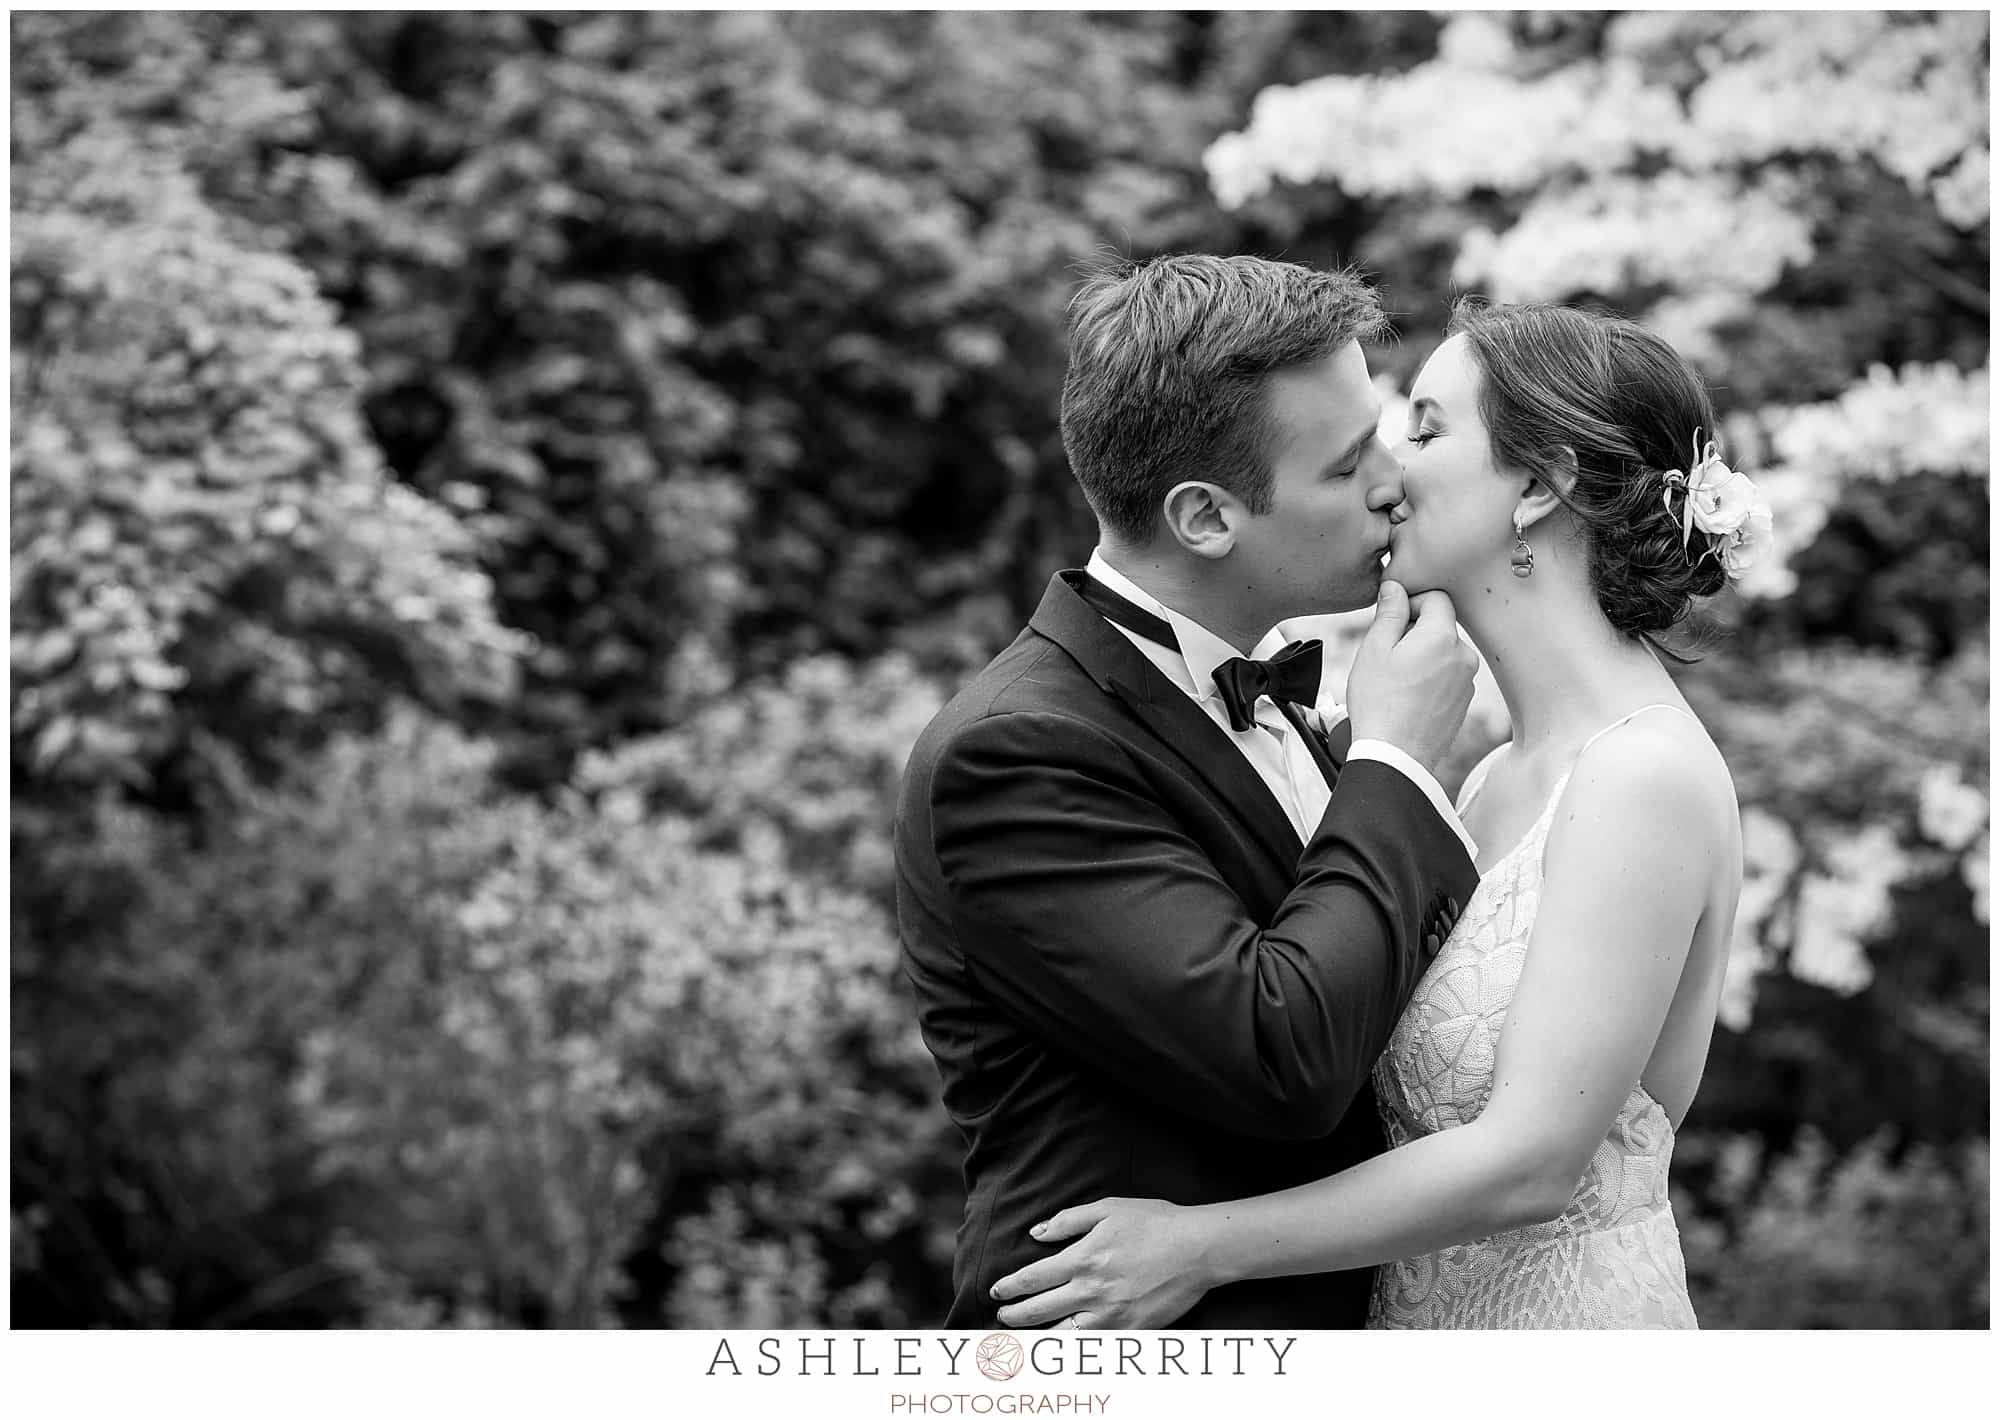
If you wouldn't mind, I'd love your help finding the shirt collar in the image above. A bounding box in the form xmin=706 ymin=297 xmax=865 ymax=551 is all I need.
xmin=1084 ymin=550 xmax=1291 ymax=709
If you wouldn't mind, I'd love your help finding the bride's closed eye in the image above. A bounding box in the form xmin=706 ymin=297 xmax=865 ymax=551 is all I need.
xmin=1408 ymin=429 xmax=1441 ymax=448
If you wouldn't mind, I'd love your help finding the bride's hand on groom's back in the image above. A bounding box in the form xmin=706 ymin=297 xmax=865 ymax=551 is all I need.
xmin=1346 ymin=580 xmax=1477 ymax=774
xmin=989 ymin=1197 xmax=1215 ymax=1330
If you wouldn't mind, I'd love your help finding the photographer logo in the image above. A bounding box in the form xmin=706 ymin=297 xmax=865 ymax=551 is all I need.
xmin=974 ymin=1334 xmax=1024 ymax=1382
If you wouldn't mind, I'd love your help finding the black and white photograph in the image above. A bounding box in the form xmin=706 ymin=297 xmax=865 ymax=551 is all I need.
xmin=8 ymin=5 xmax=1989 ymax=1361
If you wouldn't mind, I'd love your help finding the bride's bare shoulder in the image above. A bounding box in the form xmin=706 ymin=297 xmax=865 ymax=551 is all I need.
xmin=1556 ymin=712 xmax=1739 ymax=863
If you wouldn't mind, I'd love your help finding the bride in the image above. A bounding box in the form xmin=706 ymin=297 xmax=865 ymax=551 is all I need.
xmin=988 ymin=300 xmax=1766 ymax=1329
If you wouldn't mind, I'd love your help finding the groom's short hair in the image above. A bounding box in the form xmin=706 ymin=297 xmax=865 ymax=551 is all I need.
xmin=1060 ymin=253 xmax=1388 ymax=545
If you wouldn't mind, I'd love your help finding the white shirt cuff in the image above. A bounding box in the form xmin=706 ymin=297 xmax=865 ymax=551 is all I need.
xmin=1345 ymin=736 xmax=1481 ymax=864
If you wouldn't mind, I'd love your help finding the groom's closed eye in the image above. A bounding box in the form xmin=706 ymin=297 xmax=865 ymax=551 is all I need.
xmin=1321 ymin=431 xmax=1374 ymax=480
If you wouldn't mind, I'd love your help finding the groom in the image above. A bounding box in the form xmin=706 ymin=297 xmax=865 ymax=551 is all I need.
xmin=895 ymin=254 xmax=1481 ymax=1328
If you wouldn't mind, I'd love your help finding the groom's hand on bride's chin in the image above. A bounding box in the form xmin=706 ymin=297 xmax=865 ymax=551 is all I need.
xmin=1346 ymin=580 xmax=1477 ymax=773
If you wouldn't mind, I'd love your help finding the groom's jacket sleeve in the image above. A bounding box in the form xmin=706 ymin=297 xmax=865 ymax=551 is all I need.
xmin=930 ymin=707 xmax=1472 ymax=1141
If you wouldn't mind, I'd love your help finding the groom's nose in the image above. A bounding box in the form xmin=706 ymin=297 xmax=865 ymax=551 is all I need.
xmin=1362 ymin=438 xmax=1405 ymax=513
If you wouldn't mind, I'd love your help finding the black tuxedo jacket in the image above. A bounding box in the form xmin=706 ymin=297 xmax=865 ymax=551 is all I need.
xmin=894 ymin=571 xmax=1477 ymax=1328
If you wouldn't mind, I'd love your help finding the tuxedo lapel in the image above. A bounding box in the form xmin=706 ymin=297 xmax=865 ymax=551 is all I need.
xmin=1029 ymin=573 xmax=1306 ymax=870
xmin=1111 ymin=684 xmax=1309 ymax=869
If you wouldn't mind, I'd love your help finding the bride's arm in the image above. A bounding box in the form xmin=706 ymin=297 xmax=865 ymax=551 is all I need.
xmin=992 ymin=727 xmax=1721 ymax=1327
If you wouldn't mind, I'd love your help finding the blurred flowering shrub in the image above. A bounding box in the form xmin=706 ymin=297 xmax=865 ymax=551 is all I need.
xmin=1767 ymin=365 xmax=1991 ymax=484
xmin=1209 ymin=11 xmax=1986 ymax=316
xmin=1740 ymin=367 xmax=1990 ymax=601
xmin=1677 ymin=1130 xmax=1989 ymax=1328
xmin=573 ymin=653 xmax=946 ymax=901
xmin=13 ymin=698 xmax=958 ymax=1327
xmin=10 ymin=13 xmax=520 ymax=801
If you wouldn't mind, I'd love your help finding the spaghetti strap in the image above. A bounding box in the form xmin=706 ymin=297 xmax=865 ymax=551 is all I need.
xmin=1544 ymin=705 xmax=1701 ymax=827
xmin=1575 ymin=703 xmax=1699 ymax=761
xmin=1455 ymin=742 xmax=1508 ymax=817
xmin=1465 ymin=706 xmax=1699 ymax=868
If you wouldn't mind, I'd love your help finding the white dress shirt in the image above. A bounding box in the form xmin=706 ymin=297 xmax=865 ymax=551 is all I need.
xmin=1085 ymin=550 xmax=1477 ymax=857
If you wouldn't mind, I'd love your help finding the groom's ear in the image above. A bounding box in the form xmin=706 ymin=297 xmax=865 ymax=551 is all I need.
xmin=1161 ymin=480 xmax=1241 ymax=559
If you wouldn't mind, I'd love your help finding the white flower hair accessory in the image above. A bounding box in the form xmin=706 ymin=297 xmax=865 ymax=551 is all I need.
xmin=1659 ymin=431 xmax=1772 ymax=581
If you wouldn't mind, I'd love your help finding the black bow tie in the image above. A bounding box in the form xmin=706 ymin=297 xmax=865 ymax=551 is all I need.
xmin=1209 ymin=641 xmax=1324 ymax=733
xmin=1069 ymin=572 xmax=1323 ymax=733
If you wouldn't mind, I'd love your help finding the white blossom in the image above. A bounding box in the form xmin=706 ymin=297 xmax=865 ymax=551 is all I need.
xmin=1765 ymin=364 xmax=1990 ymax=482
xmin=1720 ymin=807 xmax=1799 ymax=1031
xmin=1645 ymin=289 xmax=1758 ymax=372
xmin=1666 ymin=12 xmax=1987 ymax=191
xmin=1452 ymin=172 xmax=1815 ymax=307
xmin=1918 ymin=766 xmax=1990 ymax=851
xmin=1963 ymin=833 xmax=1990 ymax=924
xmin=1206 ymin=10 xmax=1988 ymax=318
xmin=1609 ymin=10 xmax=1990 ymax=217
xmin=1788 ymin=824 xmax=1909 ymax=999
xmin=1203 ymin=36 xmax=1674 ymax=210
xmin=1933 ymin=146 xmax=1990 ymax=232
xmin=1731 ymin=363 xmax=1991 ymax=599
xmin=1435 ymin=11 xmax=1516 ymax=72
xmin=1724 ymin=468 xmax=1832 ymax=602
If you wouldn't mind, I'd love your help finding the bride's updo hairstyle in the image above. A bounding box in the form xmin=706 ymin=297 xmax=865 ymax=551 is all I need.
xmin=1449 ymin=299 xmax=1729 ymax=641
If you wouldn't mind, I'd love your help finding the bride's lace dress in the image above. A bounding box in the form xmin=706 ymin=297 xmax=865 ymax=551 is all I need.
xmin=1367 ymin=708 xmax=1700 ymax=1330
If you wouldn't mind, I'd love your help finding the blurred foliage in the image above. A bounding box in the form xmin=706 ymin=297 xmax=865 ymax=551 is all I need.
xmin=225 ymin=10 xmax=1247 ymax=773
xmin=11 ymin=14 xmax=522 ymax=809
xmin=1677 ymin=1130 xmax=1989 ymax=1328
xmin=10 ymin=10 xmax=1987 ymax=1329
xmin=14 ymin=695 xmax=956 ymax=1327
xmin=572 ymin=652 xmax=945 ymax=904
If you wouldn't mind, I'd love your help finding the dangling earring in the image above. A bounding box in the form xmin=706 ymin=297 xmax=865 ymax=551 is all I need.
xmin=1510 ymin=509 xmax=1535 ymax=578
